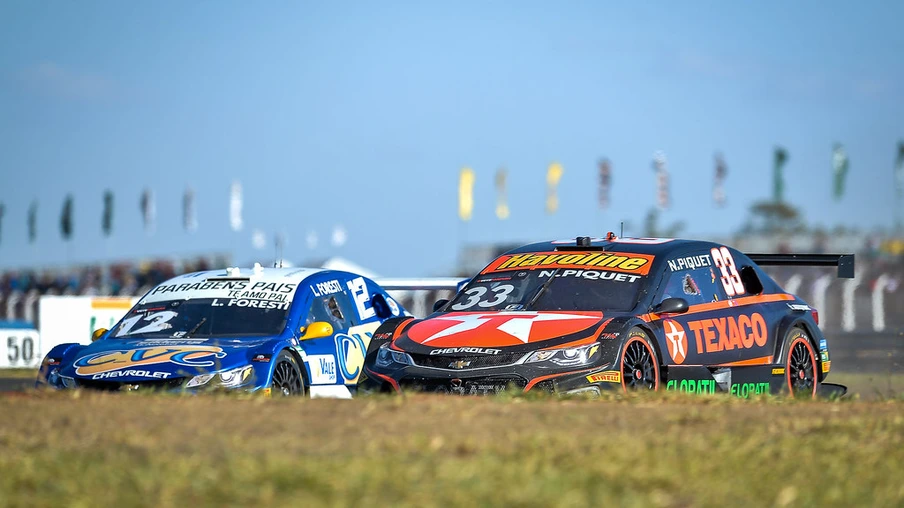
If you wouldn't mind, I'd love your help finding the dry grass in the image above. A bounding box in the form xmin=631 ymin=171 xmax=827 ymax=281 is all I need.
xmin=1 ymin=390 xmax=903 ymax=507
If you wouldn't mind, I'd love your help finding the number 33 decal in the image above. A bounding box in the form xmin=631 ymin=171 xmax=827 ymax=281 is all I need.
xmin=710 ymin=247 xmax=746 ymax=297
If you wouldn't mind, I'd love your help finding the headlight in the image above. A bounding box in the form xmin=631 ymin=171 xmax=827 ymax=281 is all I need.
xmin=375 ymin=344 xmax=412 ymax=368
xmin=186 ymin=365 xmax=254 ymax=389
xmin=525 ymin=343 xmax=600 ymax=367
xmin=60 ymin=375 xmax=77 ymax=388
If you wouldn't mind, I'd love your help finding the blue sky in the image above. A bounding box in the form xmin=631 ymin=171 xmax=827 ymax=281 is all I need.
xmin=1 ymin=1 xmax=902 ymax=276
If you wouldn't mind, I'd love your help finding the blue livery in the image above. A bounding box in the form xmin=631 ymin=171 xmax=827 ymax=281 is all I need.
xmin=36 ymin=265 xmax=408 ymax=397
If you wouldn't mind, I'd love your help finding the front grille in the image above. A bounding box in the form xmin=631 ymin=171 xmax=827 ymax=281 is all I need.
xmin=400 ymin=376 xmax=526 ymax=395
xmin=409 ymin=352 xmax=525 ymax=369
xmin=75 ymin=377 xmax=187 ymax=392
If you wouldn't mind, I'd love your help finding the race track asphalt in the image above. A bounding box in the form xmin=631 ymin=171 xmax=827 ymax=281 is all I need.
xmin=0 ymin=377 xmax=34 ymax=392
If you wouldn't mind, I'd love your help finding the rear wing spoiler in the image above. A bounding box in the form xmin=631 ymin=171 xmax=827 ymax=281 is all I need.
xmin=745 ymin=253 xmax=855 ymax=279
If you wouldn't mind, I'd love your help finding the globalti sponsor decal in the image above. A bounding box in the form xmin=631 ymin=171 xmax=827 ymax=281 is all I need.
xmin=666 ymin=379 xmax=716 ymax=394
xmin=730 ymin=382 xmax=770 ymax=398
xmin=482 ymin=251 xmax=654 ymax=276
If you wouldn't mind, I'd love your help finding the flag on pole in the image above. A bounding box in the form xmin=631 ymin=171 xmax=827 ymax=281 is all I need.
xmin=545 ymin=162 xmax=563 ymax=214
xmin=183 ymin=187 xmax=197 ymax=232
xmin=895 ymin=141 xmax=904 ymax=198
xmin=306 ymin=230 xmax=319 ymax=250
xmin=773 ymin=147 xmax=788 ymax=203
xmin=102 ymin=190 xmax=114 ymax=237
xmin=598 ymin=159 xmax=611 ymax=209
xmin=458 ymin=167 xmax=475 ymax=221
xmin=0 ymin=202 xmax=5 ymax=246
xmin=652 ymin=151 xmax=669 ymax=209
xmin=331 ymin=225 xmax=347 ymax=247
xmin=60 ymin=194 xmax=74 ymax=241
xmin=140 ymin=188 xmax=156 ymax=236
xmin=27 ymin=201 xmax=37 ymax=243
xmin=230 ymin=181 xmax=243 ymax=232
xmin=495 ymin=167 xmax=510 ymax=220
xmin=832 ymin=143 xmax=849 ymax=201
xmin=714 ymin=153 xmax=727 ymax=207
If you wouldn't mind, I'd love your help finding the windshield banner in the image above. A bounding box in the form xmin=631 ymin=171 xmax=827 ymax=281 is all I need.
xmin=482 ymin=251 xmax=654 ymax=276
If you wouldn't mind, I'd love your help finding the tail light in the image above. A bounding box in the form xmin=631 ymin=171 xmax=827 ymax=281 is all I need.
xmin=811 ymin=309 xmax=819 ymax=326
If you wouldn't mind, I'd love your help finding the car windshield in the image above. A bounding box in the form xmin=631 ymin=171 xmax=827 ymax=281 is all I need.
xmin=112 ymin=298 xmax=290 ymax=338
xmin=445 ymin=268 xmax=646 ymax=312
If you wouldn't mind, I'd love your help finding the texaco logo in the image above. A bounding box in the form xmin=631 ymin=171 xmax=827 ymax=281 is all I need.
xmin=663 ymin=319 xmax=688 ymax=365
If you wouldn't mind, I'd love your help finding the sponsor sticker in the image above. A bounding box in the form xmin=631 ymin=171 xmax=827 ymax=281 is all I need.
xmin=772 ymin=367 xmax=785 ymax=376
xmin=481 ymin=251 xmax=654 ymax=276
xmin=666 ymin=379 xmax=716 ymax=394
xmin=730 ymin=382 xmax=770 ymax=398
xmin=74 ymin=346 xmax=227 ymax=376
xmin=663 ymin=320 xmax=688 ymax=364
xmin=822 ymin=361 xmax=831 ymax=373
xmin=306 ymin=354 xmax=337 ymax=384
xmin=91 ymin=370 xmax=172 ymax=380
xmin=683 ymin=313 xmax=769 ymax=354
xmin=586 ymin=371 xmax=621 ymax=383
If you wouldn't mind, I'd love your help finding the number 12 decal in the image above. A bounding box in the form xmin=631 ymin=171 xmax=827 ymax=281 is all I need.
xmin=710 ymin=247 xmax=746 ymax=297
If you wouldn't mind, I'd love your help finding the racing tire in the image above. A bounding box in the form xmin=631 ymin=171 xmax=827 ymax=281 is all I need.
xmin=619 ymin=328 xmax=661 ymax=392
xmin=783 ymin=328 xmax=817 ymax=399
xmin=271 ymin=351 xmax=305 ymax=397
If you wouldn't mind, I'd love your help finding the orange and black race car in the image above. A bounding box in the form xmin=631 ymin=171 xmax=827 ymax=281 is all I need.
xmin=361 ymin=236 xmax=853 ymax=398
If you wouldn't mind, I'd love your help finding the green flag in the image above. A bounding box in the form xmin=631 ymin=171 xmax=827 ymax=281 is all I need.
xmin=27 ymin=201 xmax=37 ymax=243
xmin=102 ymin=190 xmax=114 ymax=237
xmin=773 ymin=147 xmax=788 ymax=203
xmin=832 ymin=143 xmax=849 ymax=200
xmin=60 ymin=194 xmax=74 ymax=241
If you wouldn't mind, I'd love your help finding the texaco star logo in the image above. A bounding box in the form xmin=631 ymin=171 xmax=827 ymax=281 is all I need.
xmin=663 ymin=319 xmax=687 ymax=365
xmin=421 ymin=312 xmax=599 ymax=344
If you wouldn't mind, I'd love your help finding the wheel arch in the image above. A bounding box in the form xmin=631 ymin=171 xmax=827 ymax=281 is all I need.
xmin=772 ymin=315 xmax=824 ymax=381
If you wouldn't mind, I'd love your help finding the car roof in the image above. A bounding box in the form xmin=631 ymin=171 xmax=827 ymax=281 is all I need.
xmin=140 ymin=266 xmax=339 ymax=304
xmin=504 ymin=237 xmax=727 ymax=257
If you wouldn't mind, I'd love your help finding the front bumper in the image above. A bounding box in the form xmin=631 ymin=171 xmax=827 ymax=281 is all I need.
xmin=363 ymin=358 xmax=617 ymax=395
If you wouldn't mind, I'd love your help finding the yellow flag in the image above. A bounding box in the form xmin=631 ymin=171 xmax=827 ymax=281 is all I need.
xmin=495 ymin=167 xmax=510 ymax=220
xmin=458 ymin=167 xmax=475 ymax=221
xmin=546 ymin=162 xmax=563 ymax=214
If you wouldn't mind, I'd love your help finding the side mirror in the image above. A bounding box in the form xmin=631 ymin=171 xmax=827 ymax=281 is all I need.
xmin=371 ymin=293 xmax=393 ymax=319
xmin=433 ymin=299 xmax=449 ymax=312
xmin=91 ymin=328 xmax=108 ymax=342
xmin=654 ymin=298 xmax=689 ymax=315
xmin=299 ymin=321 xmax=334 ymax=340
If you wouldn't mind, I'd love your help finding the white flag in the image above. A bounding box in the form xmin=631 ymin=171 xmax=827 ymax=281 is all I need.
xmin=230 ymin=181 xmax=243 ymax=232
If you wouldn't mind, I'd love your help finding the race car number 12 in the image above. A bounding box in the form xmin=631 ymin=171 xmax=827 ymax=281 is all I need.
xmin=710 ymin=247 xmax=745 ymax=297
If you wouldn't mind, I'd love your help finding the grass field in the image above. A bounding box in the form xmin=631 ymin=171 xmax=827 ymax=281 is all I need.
xmin=2 ymin=390 xmax=903 ymax=507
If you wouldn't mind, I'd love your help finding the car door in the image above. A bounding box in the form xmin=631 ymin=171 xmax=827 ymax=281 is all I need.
xmin=652 ymin=246 xmax=778 ymax=367
xmin=299 ymin=274 xmax=359 ymax=387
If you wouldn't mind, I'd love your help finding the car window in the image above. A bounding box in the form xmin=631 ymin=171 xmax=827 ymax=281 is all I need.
xmin=660 ymin=264 xmax=726 ymax=305
xmin=306 ymin=291 xmax=357 ymax=331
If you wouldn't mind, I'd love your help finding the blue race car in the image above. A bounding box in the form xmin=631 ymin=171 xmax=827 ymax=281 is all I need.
xmin=36 ymin=265 xmax=408 ymax=397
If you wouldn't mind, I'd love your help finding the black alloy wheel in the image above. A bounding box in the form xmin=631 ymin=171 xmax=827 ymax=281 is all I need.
xmin=620 ymin=332 xmax=660 ymax=392
xmin=786 ymin=335 xmax=817 ymax=398
xmin=271 ymin=351 xmax=304 ymax=397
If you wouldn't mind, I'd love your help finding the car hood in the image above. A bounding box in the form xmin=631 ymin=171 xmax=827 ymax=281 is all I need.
xmin=62 ymin=337 xmax=276 ymax=382
xmin=395 ymin=310 xmax=608 ymax=354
